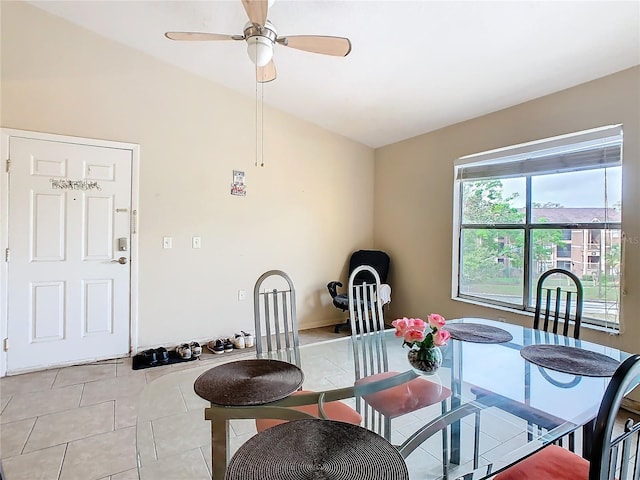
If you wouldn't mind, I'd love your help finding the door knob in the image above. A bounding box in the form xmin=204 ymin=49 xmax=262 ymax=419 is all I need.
xmin=111 ymin=257 xmax=128 ymax=264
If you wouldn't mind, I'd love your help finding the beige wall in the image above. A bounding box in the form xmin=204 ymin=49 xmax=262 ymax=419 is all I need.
xmin=375 ymin=66 xmax=640 ymax=354
xmin=1 ymin=1 xmax=375 ymax=348
xmin=3 ymin=1 xmax=638 ymax=359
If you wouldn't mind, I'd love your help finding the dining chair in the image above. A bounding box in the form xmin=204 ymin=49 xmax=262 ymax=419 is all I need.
xmin=533 ymin=268 xmax=584 ymax=339
xmin=473 ymin=268 xmax=585 ymax=450
xmin=494 ymin=353 xmax=640 ymax=480
xmin=253 ymin=270 xmax=362 ymax=432
xmin=347 ymin=265 xmax=454 ymax=466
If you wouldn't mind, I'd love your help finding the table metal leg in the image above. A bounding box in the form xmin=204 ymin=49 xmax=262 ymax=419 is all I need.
xmin=206 ymin=408 xmax=230 ymax=480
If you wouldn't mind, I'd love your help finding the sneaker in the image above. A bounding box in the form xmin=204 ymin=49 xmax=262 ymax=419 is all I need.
xmin=223 ymin=338 xmax=234 ymax=352
xmin=189 ymin=341 xmax=202 ymax=358
xmin=141 ymin=349 xmax=158 ymax=366
xmin=155 ymin=347 xmax=169 ymax=364
xmin=177 ymin=343 xmax=192 ymax=359
xmin=207 ymin=339 xmax=225 ymax=354
xmin=233 ymin=333 xmax=245 ymax=349
xmin=242 ymin=331 xmax=255 ymax=348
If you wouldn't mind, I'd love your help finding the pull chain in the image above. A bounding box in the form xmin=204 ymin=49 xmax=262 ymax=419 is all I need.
xmin=255 ymin=75 xmax=265 ymax=167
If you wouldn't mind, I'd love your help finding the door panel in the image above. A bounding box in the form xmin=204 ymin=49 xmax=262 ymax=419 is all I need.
xmin=31 ymin=282 xmax=65 ymax=341
xmin=7 ymin=137 xmax=132 ymax=372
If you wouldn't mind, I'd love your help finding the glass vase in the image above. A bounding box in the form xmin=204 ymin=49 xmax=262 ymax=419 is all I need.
xmin=407 ymin=344 xmax=443 ymax=375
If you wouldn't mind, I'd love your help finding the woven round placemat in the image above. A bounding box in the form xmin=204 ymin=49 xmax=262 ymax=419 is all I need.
xmin=193 ymin=359 xmax=304 ymax=406
xmin=446 ymin=323 xmax=513 ymax=344
xmin=520 ymin=345 xmax=620 ymax=377
xmin=225 ymin=419 xmax=409 ymax=480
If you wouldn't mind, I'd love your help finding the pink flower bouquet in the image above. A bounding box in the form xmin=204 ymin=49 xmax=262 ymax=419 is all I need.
xmin=392 ymin=314 xmax=451 ymax=349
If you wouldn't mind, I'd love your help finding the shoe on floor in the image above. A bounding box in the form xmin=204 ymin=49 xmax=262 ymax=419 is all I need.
xmin=141 ymin=349 xmax=158 ymax=366
xmin=223 ymin=338 xmax=234 ymax=352
xmin=177 ymin=343 xmax=192 ymax=359
xmin=233 ymin=333 xmax=245 ymax=349
xmin=207 ymin=339 xmax=225 ymax=354
xmin=189 ymin=341 xmax=202 ymax=358
xmin=242 ymin=331 xmax=254 ymax=348
xmin=155 ymin=347 xmax=169 ymax=364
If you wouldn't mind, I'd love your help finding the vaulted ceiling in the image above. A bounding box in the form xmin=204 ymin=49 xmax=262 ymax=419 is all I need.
xmin=28 ymin=1 xmax=640 ymax=148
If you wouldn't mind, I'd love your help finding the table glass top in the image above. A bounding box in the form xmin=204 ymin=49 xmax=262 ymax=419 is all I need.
xmin=136 ymin=318 xmax=628 ymax=480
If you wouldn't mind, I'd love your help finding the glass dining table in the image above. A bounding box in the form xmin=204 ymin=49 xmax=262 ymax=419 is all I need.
xmin=136 ymin=318 xmax=629 ymax=480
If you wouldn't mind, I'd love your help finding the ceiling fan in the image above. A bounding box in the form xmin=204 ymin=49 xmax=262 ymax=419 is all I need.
xmin=165 ymin=0 xmax=352 ymax=83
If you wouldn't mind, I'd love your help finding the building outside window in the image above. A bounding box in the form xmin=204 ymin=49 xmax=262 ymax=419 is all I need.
xmin=453 ymin=125 xmax=622 ymax=327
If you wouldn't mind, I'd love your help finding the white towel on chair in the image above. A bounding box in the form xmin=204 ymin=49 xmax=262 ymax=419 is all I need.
xmin=379 ymin=284 xmax=392 ymax=306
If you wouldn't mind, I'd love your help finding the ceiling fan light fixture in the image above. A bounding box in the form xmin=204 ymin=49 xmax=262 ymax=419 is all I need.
xmin=246 ymin=36 xmax=273 ymax=67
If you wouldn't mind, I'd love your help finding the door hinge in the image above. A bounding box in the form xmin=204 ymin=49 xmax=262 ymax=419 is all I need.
xmin=3 ymin=338 xmax=8 ymax=352
xmin=4 ymin=248 xmax=8 ymax=262
xmin=131 ymin=209 xmax=138 ymax=235
xmin=5 ymin=158 xmax=10 ymax=173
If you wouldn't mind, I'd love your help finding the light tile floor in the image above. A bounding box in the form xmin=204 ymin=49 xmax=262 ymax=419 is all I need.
xmin=1 ymin=326 xmax=637 ymax=480
xmin=0 ymin=327 xmax=344 ymax=480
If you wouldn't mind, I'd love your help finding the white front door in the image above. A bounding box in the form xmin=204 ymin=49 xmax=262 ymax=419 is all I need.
xmin=6 ymin=136 xmax=133 ymax=373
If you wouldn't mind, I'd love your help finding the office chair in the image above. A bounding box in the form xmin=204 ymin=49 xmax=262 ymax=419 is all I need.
xmin=253 ymin=270 xmax=361 ymax=432
xmin=327 ymin=249 xmax=391 ymax=333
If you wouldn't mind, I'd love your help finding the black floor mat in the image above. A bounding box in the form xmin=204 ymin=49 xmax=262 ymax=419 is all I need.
xmin=132 ymin=350 xmax=199 ymax=370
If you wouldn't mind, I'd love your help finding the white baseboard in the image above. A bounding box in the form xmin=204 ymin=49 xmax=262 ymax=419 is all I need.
xmin=299 ymin=318 xmax=346 ymax=330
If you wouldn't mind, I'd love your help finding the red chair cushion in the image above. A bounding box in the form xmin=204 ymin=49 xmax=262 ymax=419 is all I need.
xmin=255 ymin=390 xmax=362 ymax=432
xmin=355 ymin=371 xmax=452 ymax=418
xmin=494 ymin=444 xmax=589 ymax=480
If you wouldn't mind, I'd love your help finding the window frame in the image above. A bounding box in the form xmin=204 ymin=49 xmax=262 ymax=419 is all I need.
xmin=452 ymin=126 xmax=623 ymax=329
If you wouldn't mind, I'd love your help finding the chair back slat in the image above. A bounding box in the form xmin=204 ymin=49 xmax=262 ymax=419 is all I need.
xmin=263 ymin=293 xmax=273 ymax=353
xmin=534 ymin=268 xmax=584 ymax=339
xmin=543 ymin=289 xmax=552 ymax=332
xmin=253 ymin=270 xmax=299 ymax=365
xmin=553 ymin=286 xmax=562 ymax=334
xmin=563 ymin=291 xmax=573 ymax=337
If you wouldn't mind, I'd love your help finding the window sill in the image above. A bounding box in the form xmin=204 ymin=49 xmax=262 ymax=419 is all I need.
xmin=451 ymin=295 xmax=619 ymax=335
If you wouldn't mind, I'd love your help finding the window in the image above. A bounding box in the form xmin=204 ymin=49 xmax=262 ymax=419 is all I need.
xmin=454 ymin=125 xmax=622 ymax=327
xmin=556 ymin=243 xmax=572 ymax=258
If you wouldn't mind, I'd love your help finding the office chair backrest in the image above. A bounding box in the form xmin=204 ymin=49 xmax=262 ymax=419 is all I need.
xmin=348 ymin=265 xmax=389 ymax=380
xmin=533 ymin=268 xmax=584 ymax=339
xmin=253 ymin=270 xmax=299 ymax=365
xmin=589 ymin=354 xmax=640 ymax=480
xmin=349 ymin=250 xmax=391 ymax=285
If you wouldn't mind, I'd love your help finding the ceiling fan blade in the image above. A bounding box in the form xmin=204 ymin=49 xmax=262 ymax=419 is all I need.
xmin=257 ymin=60 xmax=276 ymax=83
xmin=280 ymin=35 xmax=352 ymax=57
xmin=165 ymin=32 xmax=239 ymax=41
xmin=242 ymin=0 xmax=268 ymax=26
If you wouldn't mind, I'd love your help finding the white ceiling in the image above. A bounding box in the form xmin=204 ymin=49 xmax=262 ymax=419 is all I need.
xmin=27 ymin=1 xmax=640 ymax=148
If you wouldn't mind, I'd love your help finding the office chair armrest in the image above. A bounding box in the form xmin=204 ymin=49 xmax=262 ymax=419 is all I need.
xmin=327 ymin=281 xmax=343 ymax=299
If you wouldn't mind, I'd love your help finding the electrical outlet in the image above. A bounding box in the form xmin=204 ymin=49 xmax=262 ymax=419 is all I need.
xmin=192 ymin=236 xmax=201 ymax=249
xmin=163 ymin=236 xmax=172 ymax=249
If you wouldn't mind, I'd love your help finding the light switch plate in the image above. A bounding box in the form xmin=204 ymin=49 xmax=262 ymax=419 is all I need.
xmin=163 ymin=237 xmax=172 ymax=249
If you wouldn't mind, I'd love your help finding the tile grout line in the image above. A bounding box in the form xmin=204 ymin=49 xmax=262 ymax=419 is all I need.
xmin=56 ymin=442 xmax=68 ymax=480
xmin=51 ymin=367 xmax=62 ymax=390
xmin=19 ymin=415 xmax=38 ymax=456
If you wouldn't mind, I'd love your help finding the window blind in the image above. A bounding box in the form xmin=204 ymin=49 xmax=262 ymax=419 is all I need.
xmin=455 ymin=125 xmax=622 ymax=181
